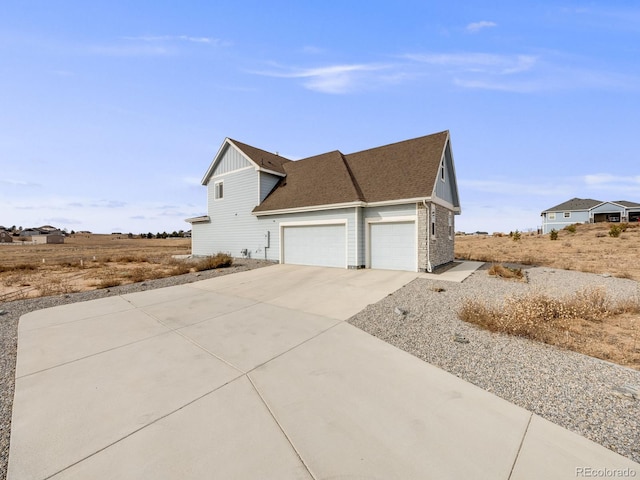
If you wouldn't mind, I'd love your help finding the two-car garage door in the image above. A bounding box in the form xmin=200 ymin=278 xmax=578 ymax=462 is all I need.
xmin=280 ymin=220 xmax=417 ymax=271
xmin=281 ymin=224 xmax=346 ymax=268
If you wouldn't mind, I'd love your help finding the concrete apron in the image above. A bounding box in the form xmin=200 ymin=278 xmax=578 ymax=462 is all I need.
xmin=8 ymin=264 xmax=639 ymax=479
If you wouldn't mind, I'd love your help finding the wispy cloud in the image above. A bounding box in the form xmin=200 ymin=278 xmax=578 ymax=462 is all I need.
xmin=122 ymin=35 xmax=229 ymax=46
xmin=404 ymin=53 xmax=537 ymax=75
xmin=89 ymin=200 xmax=127 ymax=208
xmin=466 ymin=21 xmax=497 ymax=33
xmin=0 ymin=179 xmax=41 ymax=187
xmin=583 ymin=173 xmax=640 ymax=187
xmin=252 ymin=63 xmax=392 ymax=94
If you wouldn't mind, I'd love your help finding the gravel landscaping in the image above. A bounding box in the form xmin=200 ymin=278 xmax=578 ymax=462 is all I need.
xmin=349 ymin=264 xmax=640 ymax=463
xmin=1 ymin=261 xmax=639 ymax=478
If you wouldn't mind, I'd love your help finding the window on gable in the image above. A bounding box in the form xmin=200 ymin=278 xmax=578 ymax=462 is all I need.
xmin=431 ymin=204 xmax=436 ymax=238
xmin=214 ymin=181 xmax=224 ymax=200
xmin=563 ymin=212 xmax=571 ymax=218
xmin=440 ymin=162 xmax=445 ymax=181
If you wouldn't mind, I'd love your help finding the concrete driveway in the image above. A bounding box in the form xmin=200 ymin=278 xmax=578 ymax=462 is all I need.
xmin=9 ymin=264 xmax=639 ymax=479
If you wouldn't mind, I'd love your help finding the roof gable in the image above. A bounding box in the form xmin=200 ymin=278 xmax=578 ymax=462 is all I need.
xmin=201 ymin=138 xmax=292 ymax=185
xmin=253 ymin=131 xmax=459 ymax=213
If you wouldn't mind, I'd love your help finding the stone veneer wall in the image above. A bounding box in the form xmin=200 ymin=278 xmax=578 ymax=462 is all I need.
xmin=417 ymin=202 xmax=455 ymax=272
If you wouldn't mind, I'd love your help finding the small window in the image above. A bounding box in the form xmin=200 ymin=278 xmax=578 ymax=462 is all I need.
xmin=214 ymin=181 xmax=224 ymax=200
xmin=563 ymin=212 xmax=571 ymax=218
xmin=440 ymin=162 xmax=445 ymax=181
xmin=448 ymin=212 xmax=453 ymax=239
xmin=431 ymin=205 xmax=436 ymax=238
xmin=548 ymin=213 xmax=556 ymax=220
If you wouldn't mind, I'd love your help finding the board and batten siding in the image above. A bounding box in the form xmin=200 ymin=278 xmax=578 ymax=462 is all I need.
xmin=214 ymin=144 xmax=252 ymax=176
xmin=434 ymin=143 xmax=456 ymax=205
xmin=257 ymin=208 xmax=357 ymax=266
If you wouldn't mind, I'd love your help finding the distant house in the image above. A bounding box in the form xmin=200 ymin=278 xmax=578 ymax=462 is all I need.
xmin=31 ymin=234 xmax=65 ymax=244
xmin=20 ymin=228 xmax=43 ymax=237
xmin=540 ymin=198 xmax=640 ymax=233
xmin=187 ymin=131 xmax=461 ymax=272
xmin=0 ymin=230 xmax=13 ymax=243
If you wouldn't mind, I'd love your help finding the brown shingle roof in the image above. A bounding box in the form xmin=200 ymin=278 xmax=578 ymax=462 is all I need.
xmin=229 ymin=138 xmax=291 ymax=175
xmin=542 ymin=198 xmax=602 ymax=212
xmin=253 ymin=131 xmax=451 ymax=213
xmin=255 ymin=151 xmax=364 ymax=211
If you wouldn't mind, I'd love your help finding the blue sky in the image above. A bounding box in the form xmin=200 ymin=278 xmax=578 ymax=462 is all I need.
xmin=1 ymin=1 xmax=639 ymax=234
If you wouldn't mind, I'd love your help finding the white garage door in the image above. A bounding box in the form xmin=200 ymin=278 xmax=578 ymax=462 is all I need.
xmin=370 ymin=221 xmax=416 ymax=271
xmin=282 ymin=224 xmax=346 ymax=268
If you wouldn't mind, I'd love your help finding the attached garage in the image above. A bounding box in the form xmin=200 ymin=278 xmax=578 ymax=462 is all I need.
xmin=281 ymin=222 xmax=347 ymax=268
xmin=368 ymin=220 xmax=416 ymax=271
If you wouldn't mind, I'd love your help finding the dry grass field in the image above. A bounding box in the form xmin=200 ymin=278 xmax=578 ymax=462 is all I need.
xmin=0 ymin=234 xmax=197 ymax=301
xmin=455 ymin=222 xmax=640 ymax=281
xmin=456 ymin=222 xmax=640 ymax=370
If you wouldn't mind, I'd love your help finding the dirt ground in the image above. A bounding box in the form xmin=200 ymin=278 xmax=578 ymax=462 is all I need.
xmin=0 ymin=234 xmax=192 ymax=301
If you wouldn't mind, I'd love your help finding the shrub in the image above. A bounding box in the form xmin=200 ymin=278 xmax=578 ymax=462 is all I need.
xmin=609 ymin=224 xmax=622 ymax=237
xmin=564 ymin=224 xmax=577 ymax=233
xmin=549 ymin=229 xmax=558 ymax=240
xmin=488 ymin=264 xmax=524 ymax=281
xmin=193 ymin=253 xmax=233 ymax=272
xmin=511 ymin=230 xmax=521 ymax=242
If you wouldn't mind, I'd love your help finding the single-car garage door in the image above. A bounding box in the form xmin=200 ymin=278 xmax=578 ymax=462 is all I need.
xmin=369 ymin=221 xmax=416 ymax=271
xmin=282 ymin=223 xmax=346 ymax=268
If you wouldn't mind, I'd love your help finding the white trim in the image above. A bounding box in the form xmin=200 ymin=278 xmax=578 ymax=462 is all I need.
xmin=355 ymin=206 xmax=360 ymax=267
xmin=255 ymin=197 xmax=460 ymax=217
xmin=256 ymin=167 xmax=286 ymax=177
xmin=211 ymin=165 xmax=253 ymax=180
xmin=255 ymin=202 xmax=363 ymax=216
xmin=365 ymin=215 xmax=417 ymax=272
xmin=279 ymin=219 xmax=348 ymax=268
xmin=185 ymin=216 xmax=210 ymax=224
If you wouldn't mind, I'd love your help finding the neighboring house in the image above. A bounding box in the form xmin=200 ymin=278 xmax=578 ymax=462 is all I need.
xmin=0 ymin=230 xmax=13 ymax=243
xmin=20 ymin=228 xmax=43 ymax=237
xmin=187 ymin=131 xmax=461 ymax=272
xmin=541 ymin=198 xmax=640 ymax=233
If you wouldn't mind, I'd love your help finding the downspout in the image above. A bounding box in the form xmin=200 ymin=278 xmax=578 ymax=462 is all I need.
xmin=423 ymin=199 xmax=432 ymax=272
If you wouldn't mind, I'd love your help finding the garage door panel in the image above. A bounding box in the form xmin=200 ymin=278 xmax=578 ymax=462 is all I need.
xmin=370 ymin=221 xmax=416 ymax=271
xmin=283 ymin=224 xmax=346 ymax=268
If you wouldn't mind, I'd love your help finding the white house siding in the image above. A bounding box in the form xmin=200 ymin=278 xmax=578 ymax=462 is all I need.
xmin=196 ymin=168 xmax=272 ymax=258
xmin=259 ymin=172 xmax=281 ymax=202
xmin=257 ymin=208 xmax=357 ymax=266
xmin=215 ymin=144 xmax=251 ymax=175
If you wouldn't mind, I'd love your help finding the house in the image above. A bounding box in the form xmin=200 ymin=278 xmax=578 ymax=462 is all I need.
xmin=187 ymin=131 xmax=461 ymax=272
xmin=0 ymin=230 xmax=13 ymax=243
xmin=540 ymin=198 xmax=640 ymax=233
